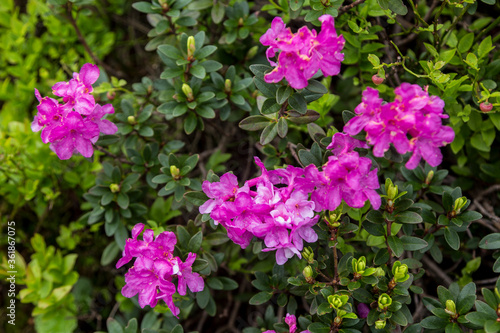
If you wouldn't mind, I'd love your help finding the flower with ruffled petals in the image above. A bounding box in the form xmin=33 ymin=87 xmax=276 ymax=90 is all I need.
xmin=260 ymin=15 xmax=344 ymax=89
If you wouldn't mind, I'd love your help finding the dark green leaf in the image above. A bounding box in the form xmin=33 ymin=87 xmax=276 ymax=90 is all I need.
xmin=239 ymin=116 xmax=271 ymax=131
xmin=260 ymin=123 xmax=278 ymax=145
xmin=249 ymin=291 xmax=273 ymax=305
xmin=400 ymin=236 xmax=428 ymax=251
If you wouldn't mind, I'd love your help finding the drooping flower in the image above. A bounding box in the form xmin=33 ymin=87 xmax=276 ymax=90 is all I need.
xmin=260 ymin=15 xmax=345 ymax=89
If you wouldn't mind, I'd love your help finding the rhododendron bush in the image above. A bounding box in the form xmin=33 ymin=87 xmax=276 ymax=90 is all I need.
xmin=2 ymin=0 xmax=500 ymax=333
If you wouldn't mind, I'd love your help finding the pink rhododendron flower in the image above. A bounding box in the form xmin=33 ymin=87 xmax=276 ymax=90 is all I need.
xmin=200 ymin=151 xmax=379 ymax=264
xmin=260 ymin=15 xmax=345 ymax=89
xmin=344 ymin=84 xmax=454 ymax=169
xmin=264 ymin=313 xmax=311 ymax=333
xmin=116 ymin=223 xmax=205 ymax=316
xmin=32 ymin=63 xmax=117 ymax=160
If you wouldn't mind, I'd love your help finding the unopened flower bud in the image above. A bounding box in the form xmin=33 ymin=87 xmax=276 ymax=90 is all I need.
xmin=453 ymin=196 xmax=467 ymax=215
xmin=106 ymin=91 xmax=116 ymax=100
xmin=224 ymin=79 xmax=232 ymax=93
xmin=187 ymin=36 xmax=196 ymax=60
xmin=170 ymin=165 xmax=180 ymax=179
xmin=303 ymin=266 xmax=313 ymax=283
xmin=480 ymin=102 xmax=493 ymax=113
xmin=110 ymin=183 xmax=120 ymax=193
xmin=378 ymin=293 xmax=392 ymax=310
xmin=246 ymin=46 xmax=258 ymax=60
xmin=375 ymin=320 xmax=386 ymax=329
xmin=372 ymin=74 xmax=384 ymax=85
xmin=328 ymin=294 xmax=348 ymax=309
xmin=352 ymin=256 xmax=366 ymax=274
xmin=238 ymin=17 xmax=244 ymax=26
xmin=387 ymin=183 xmax=398 ymax=200
xmin=374 ymin=267 xmax=385 ymax=278
xmin=445 ymin=300 xmax=456 ymax=315
xmin=425 ymin=170 xmax=434 ymax=185
xmin=182 ymin=83 xmax=194 ymax=101
xmin=392 ymin=261 xmax=409 ymax=282
xmin=127 ymin=115 xmax=137 ymax=125
xmin=302 ymin=246 xmax=314 ymax=263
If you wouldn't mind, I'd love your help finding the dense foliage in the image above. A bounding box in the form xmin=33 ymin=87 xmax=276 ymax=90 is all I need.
xmin=1 ymin=0 xmax=500 ymax=332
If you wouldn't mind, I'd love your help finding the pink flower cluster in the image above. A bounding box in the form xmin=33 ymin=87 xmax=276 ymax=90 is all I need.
xmin=308 ymin=133 xmax=381 ymax=211
xmin=31 ymin=63 xmax=118 ymax=160
xmin=116 ymin=223 xmax=204 ymax=316
xmin=200 ymin=133 xmax=380 ymax=265
xmin=260 ymin=15 xmax=345 ymax=89
xmin=344 ymin=84 xmax=455 ymax=169
xmin=264 ymin=313 xmax=311 ymax=333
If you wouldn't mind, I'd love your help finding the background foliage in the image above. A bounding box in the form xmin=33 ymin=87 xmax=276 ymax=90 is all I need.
xmin=1 ymin=0 xmax=500 ymax=332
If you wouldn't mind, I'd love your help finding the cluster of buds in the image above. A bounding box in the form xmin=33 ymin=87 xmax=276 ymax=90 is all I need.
xmin=383 ymin=178 xmax=407 ymax=213
xmin=388 ymin=261 xmax=410 ymax=289
xmin=352 ymin=256 xmax=376 ymax=280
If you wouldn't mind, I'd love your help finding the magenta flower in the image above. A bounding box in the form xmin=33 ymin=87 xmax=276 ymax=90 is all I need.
xmin=260 ymin=15 xmax=344 ymax=89
xmin=344 ymin=83 xmax=454 ymax=169
xmin=48 ymin=112 xmax=100 ymax=160
xmin=117 ymin=224 xmax=205 ymax=316
xmin=264 ymin=313 xmax=311 ymax=333
xmin=32 ymin=63 xmax=118 ymax=160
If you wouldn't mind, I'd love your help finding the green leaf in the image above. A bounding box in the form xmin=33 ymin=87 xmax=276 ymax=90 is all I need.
xmin=277 ymin=117 xmax=288 ymax=138
xmin=196 ymin=286 xmax=210 ymax=309
xmin=444 ymin=227 xmax=460 ymax=250
xmin=287 ymin=110 xmax=320 ymax=124
xmin=445 ymin=323 xmax=462 ymax=333
xmin=260 ymin=123 xmax=278 ymax=145
xmin=184 ymin=191 xmax=209 ymax=206
xmin=307 ymin=322 xmax=330 ymax=333
xmin=101 ymin=241 xmax=120 ymax=266
xmin=479 ymin=233 xmax=500 ymax=249
xmin=317 ymin=302 xmax=334 ymax=315
xmin=420 ymin=316 xmax=448 ymax=329
xmin=201 ymin=60 xmax=222 ymax=72
xmin=239 ymin=116 xmax=271 ymax=131
xmin=157 ymin=44 xmax=183 ymax=59
xmin=254 ymin=77 xmax=277 ymax=98
xmin=387 ymin=0 xmax=407 ymax=15
xmin=458 ymin=33 xmax=474 ymax=53
xmin=478 ymin=36 xmax=494 ymax=58
xmin=288 ymin=93 xmax=307 ymax=114
xmin=276 ymin=86 xmax=293 ymax=104
xmin=400 ymin=236 xmax=428 ymax=251
xmin=132 ymin=2 xmax=156 ymax=13
xmin=194 ymin=45 xmax=217 ymax=59
xmin=107 ymin=318 xmax=124 ymax=333
xmin=365 ymin=210 xmax=385 ymax=224
xmin=388 ymin=235 xmax=404 ymax=257
xmin=249 ymin=291 xmax=273 ymax=305
xmin=395 ymin=211 xmax=423 ymax=224
xmin=184 ymin=112 xmax=197 ymax=134
xmin=124 ymin=318 xmax=138 ymax=333
xmin=211 ymin=3 xmax=225 ymax=23
xmin=190 ymin=64 xmax=206 ymax=79
xmin=139 ymin=126 xmax=154 ymax=137
xmin=188 ymin=231 xmax=203 ymax=252
xmin=205 ymin=232 xmax=229 ymax=246
xmin=306 ymin=80 xmax=328 ymax=94
xmin=117 ymin=193 xmax=129 ymax=209
xmin=261 ymin=98 xmax=281 ymax=114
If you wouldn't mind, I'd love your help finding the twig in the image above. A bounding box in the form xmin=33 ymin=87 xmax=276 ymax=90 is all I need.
xmin=421 ymin=255 xmax=454 ymax=287
xmin=339 ymin=0 xmax=367 ymax=14
xmin=95 ymin=145 xmax=133 ymax=165
xmin=66 ymin=3 xmax=113 ymax=74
